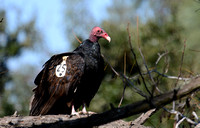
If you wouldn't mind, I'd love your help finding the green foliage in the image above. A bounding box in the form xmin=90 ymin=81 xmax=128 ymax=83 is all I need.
xmin=5 ymin=69 xmax=34 ymax=116
xmin=0 ymin=8 xmax=40 ymax=116
xmin=0 ymin=94 xmax=15 ymax=117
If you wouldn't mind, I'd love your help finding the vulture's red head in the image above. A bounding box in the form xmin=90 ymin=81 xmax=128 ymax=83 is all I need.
xmin=89 ymin=26 xmax=111 ymax=43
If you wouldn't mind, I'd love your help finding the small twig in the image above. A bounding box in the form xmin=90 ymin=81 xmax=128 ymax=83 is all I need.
xmin=155 ymin=52 xmax=169 ymax=66
xmin=192 ymin=111 xmax=199 ymax=120
xmin=164 ymin=49 xmax=169 ymax=74
xmin=128 ymin=69 xmax=198 ymax=81
xmin=12 ymin=111 xmax=18 ymax=117
xmin=102 ymin=54 xmax=148 ymax=99
xmin=127 ymin=22 xmax=152 ymax=97
xmin=151 ymin=70 xmax=195 ymax=81
xmin=153 ymin=52 xmax=169 ymax=94
xmin=136 ymin=16 xmax=140 ymax=47
xmin=118 ymin=79 xmax=126 ymax=108
xmin=138 ymin=47 xmax=161 ymax=93
xmin=102 ymin=54 xmax=120 ymax=76
xmin=104 ymin=63 xmax=108 ymax=71
xmin=0 ymin=70 xmax=8 ymax=75
xmin=175 ymin=39 xmax=186 ymax=87
xmin=124 ymin=52 xmax=126 ymax=76
xmin=189 ymin=48 xmax=200 ymax=52
xmin=163 ymin=108 xmax=197 ymax=126
xmin=135 ymin=18 xmax=157 ymax=95
xmin=121 ymin=74 xmax=148 ymax=99
xmin=130 ymin=109 xmax=156 ymax=126
xmin=195 ymin=124 xmax=200 ymax=128
xmin=168 ymin=41 xmax=187 ymax=125
xmin=118 ymin=53 xmax=127 ymax=107
xmin=72 ymin=29 xmax=82 ymax=44
xmin=175 ymin=117 xmax=186 ymax=128
xmin=172 ymin=101 xmax=175 ymax=111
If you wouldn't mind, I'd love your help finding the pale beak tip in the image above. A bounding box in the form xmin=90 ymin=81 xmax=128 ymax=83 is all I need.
xmin=106 ymin=36 xmax=111 ymax=42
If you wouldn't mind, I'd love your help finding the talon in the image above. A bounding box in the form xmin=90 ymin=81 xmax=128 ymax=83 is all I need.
xmin=71 ymin=104 xmax=80 ymax=117
xmin=82 ymin=104 xmax=87 ymax=114
xmin=81 ymin=103 xmax=96 ymax=115
xmin=71 ymin=111 xmax=80 ymax=117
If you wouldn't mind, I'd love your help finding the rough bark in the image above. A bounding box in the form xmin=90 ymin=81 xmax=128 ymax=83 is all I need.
xmin=0 ymin=77 xmax=200 ymax=128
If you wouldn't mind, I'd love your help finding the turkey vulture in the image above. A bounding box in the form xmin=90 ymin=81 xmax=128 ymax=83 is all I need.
xmin=29 ymin=26 xmax=111 ymax=116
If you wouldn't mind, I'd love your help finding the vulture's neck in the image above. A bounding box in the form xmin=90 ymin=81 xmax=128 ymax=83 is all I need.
xmin=77 ymin=39 xmax=101 ymax=57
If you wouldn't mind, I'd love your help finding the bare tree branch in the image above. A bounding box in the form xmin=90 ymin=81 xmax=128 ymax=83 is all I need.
xmin=175 ymin=39 xmax=187 ymax=87
xmin=101 ymin=54 xmax=120 ymax=76
xmin=127 ymin=22 xmax=152 ymax=97
xmin=121 ymin=73 xmax=148 ymax=99
xmin=102 ymin=54 xmax=148 ymax=99
xmin=195 ymin=124 xmax=200 ymax=128
xmin=118 ymin=53 xmax=127 ymax=107
xmin=1 ymin=77 xmax=200 ymax=128
xmin=118 ymin=79 xmax=127 ymax=107
xmin=151 ymin=70 xmax=198 ymax=81
xmin=155 ymin=52 xmax=169 ymax=66
xmin=128 ymin=69 xmax=199 ymax=81
xmin=130 ymin=108 xmax=156 ymax=126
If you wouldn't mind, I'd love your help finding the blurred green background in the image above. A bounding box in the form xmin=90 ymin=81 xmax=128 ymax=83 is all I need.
xmin=0 ymin=0 xmax=200 ymax=127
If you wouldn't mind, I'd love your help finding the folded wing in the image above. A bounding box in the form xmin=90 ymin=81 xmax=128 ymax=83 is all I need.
xmin=29 ymin=53 xmax=85 ymax=116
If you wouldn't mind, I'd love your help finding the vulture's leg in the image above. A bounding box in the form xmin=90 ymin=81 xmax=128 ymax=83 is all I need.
xmin=81 ymin=103 xmax=96 ymax=115
xmin=71 ymin=104 xmax=80 ymax=117
xmin=82 ymin=103 xmax=87 ymax=114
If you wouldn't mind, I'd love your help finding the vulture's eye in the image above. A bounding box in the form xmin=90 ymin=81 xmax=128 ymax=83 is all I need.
xmin=97 ymin=30 xmax=100 ymax=33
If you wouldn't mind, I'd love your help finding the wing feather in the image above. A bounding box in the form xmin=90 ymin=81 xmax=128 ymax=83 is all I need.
xmin=30 ymin=53 xmax=85 ymax=115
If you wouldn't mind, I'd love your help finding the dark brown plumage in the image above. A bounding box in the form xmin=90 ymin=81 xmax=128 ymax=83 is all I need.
xmin=29 ymin=27 xmax=111 ymax=116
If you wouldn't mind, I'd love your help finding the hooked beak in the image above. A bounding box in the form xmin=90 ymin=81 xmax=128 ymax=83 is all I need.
xmin=104 ymin=35 xmax=111 ymax=42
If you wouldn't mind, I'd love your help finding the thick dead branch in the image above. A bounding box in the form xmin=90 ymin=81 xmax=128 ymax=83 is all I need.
xmin=0 ymin=77 xmax=200 ymax=128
